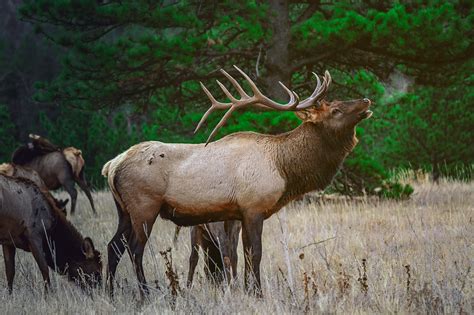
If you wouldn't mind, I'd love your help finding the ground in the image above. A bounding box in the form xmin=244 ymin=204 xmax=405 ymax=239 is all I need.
xmin=0 ymin=177 xmax=472 ymax=314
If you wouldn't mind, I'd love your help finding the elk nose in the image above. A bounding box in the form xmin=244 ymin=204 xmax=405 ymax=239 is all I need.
xmin=363 ymin=98 xmax=371 ymax=105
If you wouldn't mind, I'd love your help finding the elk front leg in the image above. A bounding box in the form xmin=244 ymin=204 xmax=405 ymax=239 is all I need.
xmin=3 ymin=245 xmax=16 ymax=294
xmin=226 ymin=220 xmax=241 ymax=280
xmin=187 ymin=244 xmax=200 ymax=287
xmin=29 ymin=239 xmax=50 ymax=291
xmin=187 ymin=227 xmax=201 ymax=287
xmin=241 ymin=214 xmax=264 ymax=297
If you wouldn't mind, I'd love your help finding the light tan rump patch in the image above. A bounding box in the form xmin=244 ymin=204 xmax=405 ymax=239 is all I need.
xmin=0 ymin=163 xmax=14 ymax=176
xmin=63 ymin=147 xmax=85 ymax=178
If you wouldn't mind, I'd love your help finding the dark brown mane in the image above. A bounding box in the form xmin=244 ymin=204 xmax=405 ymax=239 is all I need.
xmin=44 ymin=210 xmax=87 ymax=273
xmin=272 ymin=122 xmax=357 ymax=208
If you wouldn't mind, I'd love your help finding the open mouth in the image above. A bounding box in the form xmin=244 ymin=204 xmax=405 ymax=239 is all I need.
xmin=359 ymin=110 xmax=373 ymax=119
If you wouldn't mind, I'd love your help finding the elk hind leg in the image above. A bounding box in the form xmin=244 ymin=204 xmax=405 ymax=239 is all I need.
xmin=62 ymin=178 xmax=78 ymax=214
xmin=3 ymin=245 xmax=16 ymax=294
xmin=107 ymin=199 xmax=132 ymax=297
xmin=126 ymin=231 xmax=149 ymax=298
xmin=127 ymin=203 xmax=159 ymax=299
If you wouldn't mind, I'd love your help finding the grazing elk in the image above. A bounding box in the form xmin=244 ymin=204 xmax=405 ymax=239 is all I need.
xmin=186 ymin=221 xmax=241 ymax=287
xmin=102 ymin=66 xmax=372 ymax=297
xmin=12 ymin=134 xmax=96 ymax=214
xmin=0 ymin=174 xmax=102 ymax=293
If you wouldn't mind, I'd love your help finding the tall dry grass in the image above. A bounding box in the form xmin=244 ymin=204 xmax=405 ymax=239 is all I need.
xmin=0 ymin=178 xmax=472 ymax=314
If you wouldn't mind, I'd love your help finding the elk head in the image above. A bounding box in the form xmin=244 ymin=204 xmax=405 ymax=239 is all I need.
xmin=67 ymin=237 xmax=102 ymax=289
xmin=295 ymin=98 xmax=372 ymax=131
xmin=195 ymin=66 xmax=372 ymax=144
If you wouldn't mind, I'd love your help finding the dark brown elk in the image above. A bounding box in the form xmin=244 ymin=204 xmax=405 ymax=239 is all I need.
xmin=186 ymin=220 xmax=241 ymax=287
xmin=102 ymin=66 xmax=372 ymax=297
xmin=11 ymin=134 xmax=96 ymax=214
xmin=0 ymin=174 xmax=102 ymax=293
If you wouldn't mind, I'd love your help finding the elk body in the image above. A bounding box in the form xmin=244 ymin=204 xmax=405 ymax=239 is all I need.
xmin=0 ymin=174 xmax=102 ymax=293
xmin=0 ymin=163 xmax=47 ymax=190
xmin=0 ymin=163 xmax=70 ymax=213
xmin=186 ymin=220 xmax=241 ymax=287
xmin=102 ymin=66 xmax=372 ymax=297
xmin=12 ymin=135 xmax=96 ymax=214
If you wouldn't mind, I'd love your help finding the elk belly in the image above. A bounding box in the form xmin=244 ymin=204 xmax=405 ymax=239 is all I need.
xmin=159 ymin=201 xmax=241 ymax=226
xmin=0 ymin=216 xmax=27 ymax=247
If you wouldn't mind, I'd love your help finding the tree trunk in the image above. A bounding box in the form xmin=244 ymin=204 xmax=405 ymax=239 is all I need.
xmin=263 ymin=0 xmax=291 ymax=101
xmin=431 ymin=159 xmax=440 ymax=184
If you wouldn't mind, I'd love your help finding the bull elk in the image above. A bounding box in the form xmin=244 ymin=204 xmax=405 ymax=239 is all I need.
xmin=102 ymin=66 xmax=372 ymax=297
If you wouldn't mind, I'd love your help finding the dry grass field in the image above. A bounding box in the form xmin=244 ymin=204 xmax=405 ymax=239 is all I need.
xmin=0 ymin=177 xmax=472 ymax=314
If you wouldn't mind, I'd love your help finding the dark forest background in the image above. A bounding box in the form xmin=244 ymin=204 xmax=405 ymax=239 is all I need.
xmin=1 ymin=0 xmax=472 ymax=197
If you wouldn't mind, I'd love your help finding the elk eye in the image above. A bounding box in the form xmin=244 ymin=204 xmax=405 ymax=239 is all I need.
xmin=332 ymin=108 xmax=343 ymax=116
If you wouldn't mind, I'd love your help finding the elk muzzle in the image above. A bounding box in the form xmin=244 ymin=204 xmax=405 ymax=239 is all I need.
xmin=355 ymin=98 xmax=372 ymax=120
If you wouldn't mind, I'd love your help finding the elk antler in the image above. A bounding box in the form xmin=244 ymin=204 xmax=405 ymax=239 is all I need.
xmin=296 ymin=70 xmax=332 ymax=109
xmin=196 ymin=65 xmax=331 ymax=145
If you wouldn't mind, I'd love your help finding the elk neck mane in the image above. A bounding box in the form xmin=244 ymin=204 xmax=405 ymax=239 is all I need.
xmin=44 ymin=208 xmax=86 ymax=272
xmin=269 ymin=122 xmax=357 ymax=205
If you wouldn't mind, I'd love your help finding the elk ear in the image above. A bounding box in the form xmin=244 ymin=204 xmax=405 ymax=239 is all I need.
xmin=59 ymin=199 xmax=69 ymax=207
xmin=82 ymin=237 xmax=96 ymax=259
xmin=295 ymin=110 xmax=310 ymax=121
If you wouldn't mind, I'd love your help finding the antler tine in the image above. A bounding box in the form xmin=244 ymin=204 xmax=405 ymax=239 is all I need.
xmin=233 ymin=65 xmax=299 ymax=110
xmin=309 ymin=72 xmax=322 ymax=98
xmin=317 ymin=71 xmax=332 ymax=99
xmin=194 ymin=105 xmax=216 ymax=134
xmin=296 ymin=70 xmax=332 ymax=109
xmin=317 ymin=71 xmax=331 ymax=98
xmin=233 ymin=65 xmax=264 ymax=97
xmin=220 ymin=69 xmax=250 ymax=99
xmin=216 ymin=80 xmax=238 ymax=103
xmin=204 ymin=106 xmax=237 ymax=146
xmin=324 ymin=70 xmax=332 ymax=89
xmin=199 ymin=82 xmax=231 ymax=109
xmin=278 ymin=81 xmax=300 ymax=109
xmin=195 ymin=82 xmax=233 ymax=133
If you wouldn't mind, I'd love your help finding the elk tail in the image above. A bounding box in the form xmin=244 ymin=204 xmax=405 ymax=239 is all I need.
xmin=101 ymin=152 xmax=128 ymax=212
xmin=62 ymin=147 xmax=85 ymax=179
xmin=102 ymin=160 xmax=112 ymax=178
xmin=75 ymin=168 xmax=97 ymax=214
